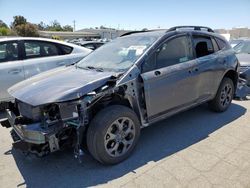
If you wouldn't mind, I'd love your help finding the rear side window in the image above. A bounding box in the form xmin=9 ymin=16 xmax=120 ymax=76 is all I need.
xmin=215 ymin=38 xmax=229 ymax=50
xmin=59 ymin=44 xmax=73 ymax=55
xmin=24 ymin=41 xmax=59 ymax=59
xmin=0 ymin=41 xmax=19 ymax=63
xmin=156 ymin=36 xmax=193 ymax=69
xmin=193 ymin=35 xmax=214 ymax=58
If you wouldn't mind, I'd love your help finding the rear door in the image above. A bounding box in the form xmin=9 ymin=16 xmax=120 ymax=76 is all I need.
xmin=0 ymin=40 xmax=25 ymax=101
xmin=21 ymin=40 xmax=79 ymax=78
xmin=141 ymin=34 xmax=199 ymax=120
xmin=192 ymin=34 xmax=222 ymax=98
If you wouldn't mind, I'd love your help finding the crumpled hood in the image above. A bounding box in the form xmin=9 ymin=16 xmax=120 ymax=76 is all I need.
xmin=8 ymin=66 xmax=117 ymax=106
xmin=236 ymin=53 xmax=250 ymax=66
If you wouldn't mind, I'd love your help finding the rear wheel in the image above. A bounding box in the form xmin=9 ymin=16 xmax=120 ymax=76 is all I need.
xmin=209 ymin=77 xmax=234 ymax=112
xmin=87 ymin=105 xmax=140 ymax=165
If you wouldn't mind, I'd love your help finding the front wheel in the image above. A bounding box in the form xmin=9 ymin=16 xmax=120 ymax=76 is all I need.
xmin=209 ymin=77 xmax=234 ymax=112
xmin=87 ymin=105 xmax=141 ymax=165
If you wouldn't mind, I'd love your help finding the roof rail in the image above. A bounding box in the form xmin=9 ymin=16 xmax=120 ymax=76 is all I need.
xmin=167 ymin=26 xmax=214 ymax=33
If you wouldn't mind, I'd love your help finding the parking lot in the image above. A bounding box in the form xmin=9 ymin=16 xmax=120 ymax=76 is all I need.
xmin=0 ymin=100 xmax=249 ymax=188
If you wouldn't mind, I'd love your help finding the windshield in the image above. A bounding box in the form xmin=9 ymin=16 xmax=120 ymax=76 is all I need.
xmin=233 ymin=41 xmax=250 ymax=54
xmin=77 ymin=32 xmax=164 ymax=72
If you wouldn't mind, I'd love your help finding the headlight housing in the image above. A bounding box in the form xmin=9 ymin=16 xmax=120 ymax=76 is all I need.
xmin=18 ymin=101 xmax=41 ymax=121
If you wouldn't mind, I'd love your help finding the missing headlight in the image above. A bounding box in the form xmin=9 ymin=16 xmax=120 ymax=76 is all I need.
xmin=58 ymin=103 xmax=79 ymax=121
xmin=43 ymin=104 xmax=60 ymax=123
xmin=18 ymin=101 xmax=41 ymax=121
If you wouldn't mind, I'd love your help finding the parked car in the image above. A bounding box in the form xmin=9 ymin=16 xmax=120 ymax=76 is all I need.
xmin=233 ymin=39 xmax=250 ymax=73
xmin=0 ymin=37 xmax=91 ymax=107
xmin=1 ymin=26 xmax=239 ymax=165
xmin=229 ymin=39 xmax=244 ymax=48
xmin=75 ymin=41 xmax=105 ymax=50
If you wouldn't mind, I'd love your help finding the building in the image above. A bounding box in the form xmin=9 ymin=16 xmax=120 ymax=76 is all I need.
xmin=38 ymin=30 xmax=100 ymax=40
xmin=215 ymin=27 xmax=250 ymax=39
xmin=77 ymin=28 xmax=131 ymax=40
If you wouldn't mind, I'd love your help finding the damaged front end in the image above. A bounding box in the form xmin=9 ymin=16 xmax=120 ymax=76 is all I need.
xmin=2 ymin=76 xmax=118 ymax=160
xmin=4 ymin=99 xmax=85 ymax=158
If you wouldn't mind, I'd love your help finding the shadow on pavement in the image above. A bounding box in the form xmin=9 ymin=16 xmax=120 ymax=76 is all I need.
xmin=9 ymin=103 xmax=246 ymax=188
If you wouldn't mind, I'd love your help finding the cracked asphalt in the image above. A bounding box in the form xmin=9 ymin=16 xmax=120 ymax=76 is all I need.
xmin=1 ymin=100 xmax=250 ymax=188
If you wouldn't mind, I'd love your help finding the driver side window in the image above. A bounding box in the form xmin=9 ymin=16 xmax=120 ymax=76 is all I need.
xmin=142 ymin=35 xmax=193 ymax=72
xmin=156 ymin=36 xmax=193 ymax=69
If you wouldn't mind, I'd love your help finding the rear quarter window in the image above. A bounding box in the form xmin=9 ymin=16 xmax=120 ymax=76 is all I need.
xmin=215 ymin=38 xmax=231 ymax=50
xmin=59 ymin=44 xmax=73 ymax=55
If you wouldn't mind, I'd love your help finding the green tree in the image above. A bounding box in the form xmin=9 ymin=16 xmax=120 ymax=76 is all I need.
xmin=0 ymin=27 xmax=11 ymax=36
xmin=11 ymin=15 xmax=27 ymax=28
xmin=48 ymin=20 xmax=62 ymax=31
xmin=37 ymin=21 xmax=47 ymax=31
xmin=63 ymin=25 xmax=73 ymax=32
xmin=0 ymin=20 xmax=8 ymax=28
xmin=15 ymin=23 xmax=39 ymax=37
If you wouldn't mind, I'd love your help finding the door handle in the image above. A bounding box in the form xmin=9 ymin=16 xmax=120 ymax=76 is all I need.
xmin=154 ymin=70 xmax=161 ymax=76
xmin=8 ymin=69 xmax=22 ymax=74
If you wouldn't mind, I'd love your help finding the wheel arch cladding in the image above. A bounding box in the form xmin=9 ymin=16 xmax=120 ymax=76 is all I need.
xmin=223 ymin=70 xmax=238 ymax=91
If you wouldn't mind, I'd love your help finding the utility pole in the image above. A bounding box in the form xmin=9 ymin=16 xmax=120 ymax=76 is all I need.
xmin=73 ymin=20 xmax=76 ymax=32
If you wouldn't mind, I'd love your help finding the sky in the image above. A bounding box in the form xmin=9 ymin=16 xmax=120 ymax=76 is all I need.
xmin=0 ymin=0 xmax=250 ymax=31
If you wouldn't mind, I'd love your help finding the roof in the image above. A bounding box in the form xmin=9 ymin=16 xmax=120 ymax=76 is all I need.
xmin=120 ymin=27 xmax=226 ymax=41
xmin=76 ymin=41 xmax=105 ymax=45
xmin=0 ymin=36 xmax=92 ymax=53
xmin=0 ymin=36 xmax=75 ymax=45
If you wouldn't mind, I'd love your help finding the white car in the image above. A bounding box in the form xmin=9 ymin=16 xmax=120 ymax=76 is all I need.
xmin=0 ymin=37 xmax=91 ymax=106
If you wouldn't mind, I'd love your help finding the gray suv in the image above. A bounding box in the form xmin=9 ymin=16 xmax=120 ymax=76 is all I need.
xmin=1 ymin=26 xmax=239 ymax=165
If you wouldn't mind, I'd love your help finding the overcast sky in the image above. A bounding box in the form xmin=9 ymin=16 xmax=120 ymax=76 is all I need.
xmin=0 ymin=0 xmax=250 ymax=30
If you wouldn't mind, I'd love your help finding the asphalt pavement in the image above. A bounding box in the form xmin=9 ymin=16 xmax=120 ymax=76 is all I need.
xmin=0 ymin=100 xmax=250 ymax=187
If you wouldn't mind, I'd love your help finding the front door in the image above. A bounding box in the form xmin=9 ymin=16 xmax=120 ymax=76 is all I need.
xmin=141 ymin=34 xmax=199 ymax=120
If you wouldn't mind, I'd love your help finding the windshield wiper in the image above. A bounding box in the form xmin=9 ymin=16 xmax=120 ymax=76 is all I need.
xmin=78 ymin=66 xmax=104 ymax=72
xmin=87 ymin=66 xmax=104 ymax=72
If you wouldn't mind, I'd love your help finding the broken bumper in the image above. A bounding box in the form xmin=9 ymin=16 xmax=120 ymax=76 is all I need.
xmin=3 ymin=109 xmax=58 ymax=145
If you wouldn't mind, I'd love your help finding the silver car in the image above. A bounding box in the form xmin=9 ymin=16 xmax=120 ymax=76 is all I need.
xmin=0 ymin=37 xmax=91 ymax=105
xmin=233 ymin=39 xmax=250 ymax=73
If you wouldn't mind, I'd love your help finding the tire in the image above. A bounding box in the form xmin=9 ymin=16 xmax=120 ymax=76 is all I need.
xmin=0 ymin=102 xmax=7 ymax=112
xmin=209 ymin=77 xmax=234 ymax=112
xmin=87 ymin=105 xmax=141 ymax=165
